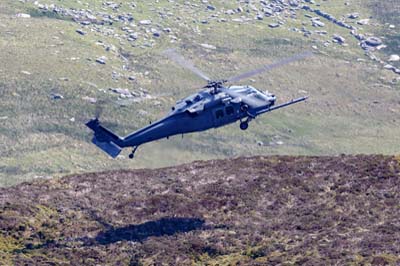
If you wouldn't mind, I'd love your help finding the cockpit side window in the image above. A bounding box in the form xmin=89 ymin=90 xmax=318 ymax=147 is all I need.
xmin=226 ymin=106 xmax=234 ymax=115
xmin=216 ymin=109 xmax=224 ymax=119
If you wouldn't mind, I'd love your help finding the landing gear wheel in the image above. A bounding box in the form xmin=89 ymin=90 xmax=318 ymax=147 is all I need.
xmin=240 ymin=121 xmax=249 ymax=130
xmin=129 ymin=146 xmax=139 ymax=159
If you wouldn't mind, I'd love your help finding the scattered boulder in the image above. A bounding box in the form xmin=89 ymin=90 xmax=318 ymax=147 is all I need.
xmin=76 ymin=29 xmax=86 ymax=35
xmin=365 ymin=37 xmax=382 ymax=47
xmin=389 ymin=54 xmax=400 ymax=62
xmin=384 ymin=64 xmax=395 ymax=71
xmin=50 ymin=93 xmax=64 ymax=100
xmin=206 ymin=5 xmax=216 ymax=11
xmin=357 ymin=19 xmax=370 ymax=25
xmin=333 ymin=34 xmax=345 ymax=44
xmin=139 ymin=20 xmax=152 ymax=25
xmin=312 ymin=19 xmax=325 ymax=27
xmin=269 ymin=23 xmax=280 ymax=28
xmin=348 ymin=13 xmax=359 ymax=19
xmin=82 ymin=96 xmax=97 ymax=104
xmin=289 ymin=0 xmax=299 ymax=7
xmin=200 ymin=43 xmax=216 ymax=50
xmin=96 ymin=56 xmax=107 ymax=65
xmin=151 ymin=28 xmax=161 ymax=37
xmin=110 ymin=88 xmax=132 ymax=97
xmin=21 ymin=71 xmax=31 ymax=75
xmin=16 ymin=13 xmax=31 ymax=18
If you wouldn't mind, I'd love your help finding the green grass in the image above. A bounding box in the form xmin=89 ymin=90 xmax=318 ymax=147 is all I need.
xmin=0 ymin=0 xmax=399 ymax=186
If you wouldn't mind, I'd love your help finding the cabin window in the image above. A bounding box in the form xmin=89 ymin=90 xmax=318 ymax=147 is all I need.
xmin=226 ymin=106 xmax=234 ymax=115
xmin=216 ymin=109 xmax=224 ymax=119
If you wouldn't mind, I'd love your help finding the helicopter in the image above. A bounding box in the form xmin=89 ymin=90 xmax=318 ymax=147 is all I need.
xmin=86 ymin=49 xmax=312 ymax=159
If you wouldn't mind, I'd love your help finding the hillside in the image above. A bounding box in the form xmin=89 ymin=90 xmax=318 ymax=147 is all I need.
xmin=0 ymin=155 xmax=399 ymax=265
xmin=0 ymin=0 xmax=400 ymax=186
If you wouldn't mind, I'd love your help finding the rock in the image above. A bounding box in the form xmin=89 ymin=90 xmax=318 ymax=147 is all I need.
xmin=151 ymin=28 xmax=161 ymax=37
xmin=365 ymin=37 xmax=382 ymax=47
xmin=232 ymin=18 xmax=244 ymax=23
xmin=200 ymin=43 xmax=216 ymax=50
xmin=207 ymin=5 xmax=216 ymax=11
xmin=263 ymin=8 xmax=273 ymax=16
xmin=257 ymin=141 xmax=264 ymax=146
xmin=128 ymin=76 xmax=136 ymax=81
xmin=348 ymin=13 xmax=359 ymax=19
xmin=16 ymin=13 xmax=31 ymax=18
xmin=96 ymin=56 xmax=107 ymax=65
xmin=312 ymin=20 xmax=325 ymax=27
xmin=50 ymin=93 xmax=64 ymax=100
xmin=276 ymin=141 xmax=284 ymax=145
xmin=82 ymin=96 xmax=97 ymax=104
xmin=269 ymin=23 xmax=280 ymax=28
xmin=333 ymin=34 xmax=345 ymax=44
xmin=76 ymin=29 xmax=86 ymax=35
xmin=21 ymin=71 xmax=31 ymax=75
xmin=389 ymin=55 xmax=400 ymax=62
xmin=357 ymin=19 xmax=370 ymax=25
xmin=384 ymin=64 xmax=395 ymax=71
xmin=128 ymin=32 xmax=138 ymax=40
xmin=139 ymin=20 xmax=152 ymax=25
xmin=110 ymin=88 xmax=132 ymax=97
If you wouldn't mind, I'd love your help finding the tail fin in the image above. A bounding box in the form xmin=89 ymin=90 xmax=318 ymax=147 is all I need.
xmin=86 ymin=119 xmax=123 ymax=158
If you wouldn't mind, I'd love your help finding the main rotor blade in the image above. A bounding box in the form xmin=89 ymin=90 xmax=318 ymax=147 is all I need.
xmin=226 ymin=51 xmax=313 ymax=83
xmin=163 ymin=48 xmax=211 ymax=82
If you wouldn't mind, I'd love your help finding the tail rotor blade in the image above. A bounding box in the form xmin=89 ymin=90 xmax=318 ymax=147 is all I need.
xmin=163 ymin=48 xmax=211 ymax=82
xmin=226 ymin=51 xmax=313 ymax=83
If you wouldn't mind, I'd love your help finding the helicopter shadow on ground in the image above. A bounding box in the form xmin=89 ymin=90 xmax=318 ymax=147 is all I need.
xmin=89 ymin=217 xmax=206 ymax=245
xmin=18 ymin=217 xmax=208 ymax=252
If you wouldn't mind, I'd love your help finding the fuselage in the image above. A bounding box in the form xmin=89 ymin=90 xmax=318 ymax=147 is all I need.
xmin=119 ymin=85 xmax=275 ymax=148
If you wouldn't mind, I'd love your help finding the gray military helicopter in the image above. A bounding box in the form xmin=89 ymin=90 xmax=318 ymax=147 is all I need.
xmin=86 ymin=49 xmax=312 ymax=159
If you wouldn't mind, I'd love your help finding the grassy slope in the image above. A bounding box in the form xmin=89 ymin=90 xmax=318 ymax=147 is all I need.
xmin=0 ymin=0 xmax=399 ymax=186
xmin=0 ymin=155 xmax=399 ymax=265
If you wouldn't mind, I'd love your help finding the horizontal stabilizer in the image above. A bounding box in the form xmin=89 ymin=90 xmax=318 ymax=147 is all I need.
xmin=86 ymin=118 xmax=123 ymax=158
xmin=92 ymin=137 xmax=122 ymax=158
